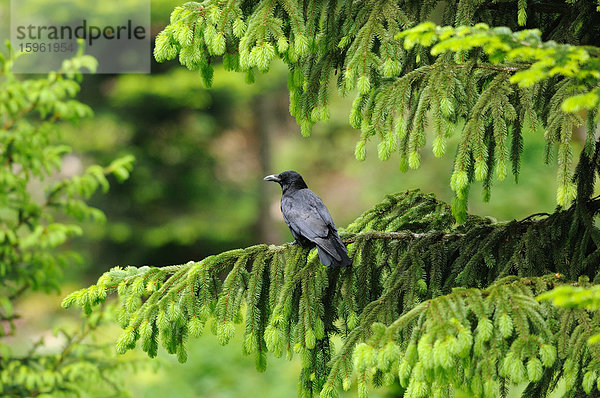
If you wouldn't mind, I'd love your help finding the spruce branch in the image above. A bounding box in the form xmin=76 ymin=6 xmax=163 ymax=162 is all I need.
xmin=155 ymin=0 xmax=600 ymax=221
xmin=66 ymin=188 xmax=600 ymax=397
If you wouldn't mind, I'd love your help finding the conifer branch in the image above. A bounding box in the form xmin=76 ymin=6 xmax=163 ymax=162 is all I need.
xmin=155 ymin=0 xmax=600 ymax=221
xmin=342 ymin=230 xmax=465 ymax=243
xmin=66 ymin=188 xmax=600 ymax=397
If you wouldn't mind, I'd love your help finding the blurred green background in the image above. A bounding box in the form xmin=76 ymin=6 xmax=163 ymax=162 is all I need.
xmin=1 ymin=0 xmax=567 ymax=396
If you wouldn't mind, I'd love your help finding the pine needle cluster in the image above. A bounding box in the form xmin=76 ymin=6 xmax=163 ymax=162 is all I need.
xmin=153 ymin=0 xmax=600 ymax=220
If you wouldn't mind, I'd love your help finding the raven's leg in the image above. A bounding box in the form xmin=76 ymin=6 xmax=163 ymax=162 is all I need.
xmin=289 ymin=236 xmax=314 ymax=248
xmin=288 ymin=228 xmax=313 ymax=248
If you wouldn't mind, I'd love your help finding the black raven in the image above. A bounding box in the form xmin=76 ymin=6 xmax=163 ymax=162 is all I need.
xmin=264 ymin=170 xmax=352 ymax=267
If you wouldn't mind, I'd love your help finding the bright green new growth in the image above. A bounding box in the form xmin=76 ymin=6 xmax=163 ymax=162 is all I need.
xmin=65 ymin=179 xmax=600 ymax=397
xmin=0 ymin=45 xmax=135 ymax=397
xmin=153 ymin=0 xmax=600 ymax=221
xmin=397 ymin=22 xmax=600 ymax=211
xmin=538 ymin=280 xmax=600 ymax=346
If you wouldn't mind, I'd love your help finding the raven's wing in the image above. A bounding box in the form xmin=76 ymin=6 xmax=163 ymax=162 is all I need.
xmin=281 ymin=189 xmax=331 ymax=241
xmin=281 ymin=189 xmax=332 ymax=238
xmin=281 ymin=189 xmax=343 ymax=262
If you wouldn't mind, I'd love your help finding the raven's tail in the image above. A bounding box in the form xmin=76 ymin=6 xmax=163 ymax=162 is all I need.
xmin=313 ymin=230 xmax=352 ymax=267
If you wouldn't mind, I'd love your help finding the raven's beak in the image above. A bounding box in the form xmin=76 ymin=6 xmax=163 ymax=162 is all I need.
xmin=263 ymin=174 xmax=280 ymax=182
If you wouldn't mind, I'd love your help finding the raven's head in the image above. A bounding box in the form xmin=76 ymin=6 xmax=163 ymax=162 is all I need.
xmin=264 ymin=170 xmax=308 ymax=191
